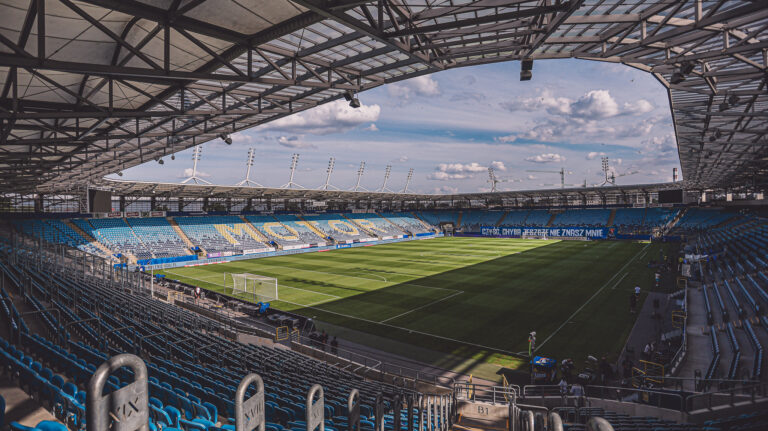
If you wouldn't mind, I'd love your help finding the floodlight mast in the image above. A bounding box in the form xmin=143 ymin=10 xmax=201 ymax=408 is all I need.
xmin=379 ymin=165 xmax=395 ymax=192
xmin=319 ymin=157 xmax=340 ymax=190
xmin=401 ymin=168 xmax=414 ymax=193
xmin=526 ymin=167 xmax=572 ymax=188
xmin=352 ymin=162 xmax=369 ymax=192
xmin=181 ymin=145 xmax=212 ymax=185
xmin=280 ymin=153 xmax=304 ymax=189
xmin=236 ymin=148 xmax=264 ymax=187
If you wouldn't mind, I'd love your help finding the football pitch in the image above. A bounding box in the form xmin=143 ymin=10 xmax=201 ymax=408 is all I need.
xmin=160 ymin=237 xmax=662 ymax=379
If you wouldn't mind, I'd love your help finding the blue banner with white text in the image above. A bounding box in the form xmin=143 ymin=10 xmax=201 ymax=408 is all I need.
xmin=480 ymin=226 xmax=611 ymax=239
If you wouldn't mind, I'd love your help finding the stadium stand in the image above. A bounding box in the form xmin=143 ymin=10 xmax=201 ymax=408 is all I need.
xmin=271 ymin=214 xmax=329 ymax=244
xmin=0 ymin=243 xmax=453 ymax=431
xmin=673 ymin=208 xmax=736 ymax=233
xmin=126 ymin=217 xmax=190 ymax=259
xmin=550 ymin=209 xmax=610 ymax=227
xmin=344 ymin=213 xmax=406 ymax=237
xmin=378 ymin=212 xmax=433 ymax=235
xmin=72 ymin=218 xmax=148 ymax=259
xmin=499 ymin=210 xmax=529 ymax=226
xmin=11 ymin=219 xmax=107 ymax=258
xmin=523 ymin=210 xmax=551 ymax=227
xmin=459 ymin=211 xmax=505 ymax=232
xmin=417 ymin=211 xmax=459 ymax=227
xmin=175 ymin=216 xmax=273 ymax=255
xmin=301 ymin=214 xmax=377 ymax=242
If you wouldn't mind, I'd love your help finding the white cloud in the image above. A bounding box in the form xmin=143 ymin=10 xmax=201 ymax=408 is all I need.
xmin=527 ymin=174 xmax=537 ymax=180
xmin=262 ymin=100 xmax=380 ymax=135
xmin=393 ymin=155 xmax=409 ymax=163
xmin=570 ymin=90 xmax=619 ymax=119
xmin=427 ymin=162 xmax=488 ymax=181
xmin=364 ymin=123 xmax=379 ymax=131
xmin=525 ymin=153 xmax=566 ymax=164
xmin=490 ymin=161 xmax=507 ymax=171
xmin=623 ymin=99 xmax=654 ymax=115
xmin=494 ymin=135 xmax=517 ymax=143
xmin=433 ymin=185 xmax=459 ymax=194
xmin=277 ymin=136 xmax=316 ymax=149
xmin=230 ymin=132 xmax=255 ymax=144
xmin=586 ymin=151 xmax=606 ymax=160
xmin=180 ymin=168 xmax=210 ymax=178
xmin=387 ymin=75 xmax=440 ymax=103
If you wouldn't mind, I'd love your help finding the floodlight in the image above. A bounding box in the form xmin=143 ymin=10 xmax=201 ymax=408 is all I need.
xmin=520 ymin=58 xmax=533 ymax=81
xmin=670 ymin=72 xmax=685 ymax=84
xmin=728 ymin=93 xmax=739 ymax=106
xmin=343 ymin=90 xmax=360 ymax=108
xmin=680 ymin=61 xmax=695 ymax=75
xmin=117 ymin=171 xmax=123 ymax=176
xmin=718 ymin=101 xmax=729 ymax=111
xmin=171 ymin=154 xmax=175 ymax=160
xmin=158 ymin=158 xmax=164 ymax=165
xmin=219 ymin=133 xmax=232 ymax=145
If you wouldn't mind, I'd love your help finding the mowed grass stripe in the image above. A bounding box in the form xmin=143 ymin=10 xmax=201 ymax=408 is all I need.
xmin=161 ymin=238 xmax=660 ymax=370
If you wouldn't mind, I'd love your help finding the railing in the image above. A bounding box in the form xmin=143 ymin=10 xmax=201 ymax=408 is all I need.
xmin=455 ymin=382 xmax=519 ymax=404
xmin=685 ymin=382 xmax=767 ymax=412
xmin=667 ymin=272 xmax=689 ymax=375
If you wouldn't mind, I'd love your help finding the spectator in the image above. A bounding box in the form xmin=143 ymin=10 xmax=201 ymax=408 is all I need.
xmin=643 ymin=343 xmax=651 ymax=359
xmin=194 ymin=286 xmax=201 ymax=302
xmin=559 ymin=378 xmax=568 ymax=402
xmin=330 ymin=336 xmax=338 ymax=355
xmin=634 ymin=285 xmax=641 ymax=296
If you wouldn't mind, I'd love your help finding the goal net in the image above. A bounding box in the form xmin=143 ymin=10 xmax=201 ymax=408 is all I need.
xmin=225 ymin=273 xmax=278 ymax=303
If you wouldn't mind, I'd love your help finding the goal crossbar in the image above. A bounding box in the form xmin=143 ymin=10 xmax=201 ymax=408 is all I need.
xmin=225 ymin=272 xmax=278 ymax=303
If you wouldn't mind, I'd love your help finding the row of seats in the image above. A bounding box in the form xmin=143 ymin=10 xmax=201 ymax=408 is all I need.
xmin=0 ymin=244 xmax=450 ymax=431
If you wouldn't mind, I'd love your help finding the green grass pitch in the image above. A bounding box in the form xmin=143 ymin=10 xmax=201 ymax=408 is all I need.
xmin=160 ymin=237 xmax=663 ymax=379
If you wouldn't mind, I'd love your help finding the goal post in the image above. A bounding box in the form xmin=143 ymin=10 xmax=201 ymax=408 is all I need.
xmin=225 ymin=273 xmax=278 ymax=303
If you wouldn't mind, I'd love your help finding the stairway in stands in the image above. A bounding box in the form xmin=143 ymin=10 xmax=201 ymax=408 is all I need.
xmin=341 ymin=214 xmax=378 ymax=238
xmin=238 ymin=215 xmax=276 ymax=248
xmin=545 ymin=212 xmax=557 ymax=227
xmin=62 ymin=219 xmax=116 ymax=258
xmin=167 ymin=217 xmax=205 ymax=255
xmin=495 ymin=211 xmax=509 ymax=226
xmin=663 ymin=207 xmax=687 ymax=235
xmin=296 ymin=215 xmax=335 ymax=244
xmin=607 ymin=208 xmax=617 ymax=226
xmin=376 ymin=212 xmax=410 ymax=235
xmin=411 ymin=212 xmax=436 ymax=231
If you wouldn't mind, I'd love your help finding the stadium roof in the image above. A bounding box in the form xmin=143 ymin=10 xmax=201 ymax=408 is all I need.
xmin=103 ymin=177 xmax=682 ymax=202
xmin=1 ymin=0 xmax=766 ymax=194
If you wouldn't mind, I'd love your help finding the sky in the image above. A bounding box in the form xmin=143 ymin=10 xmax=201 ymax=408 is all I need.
xmin=111 ymin=59 xmax=681 ymax=194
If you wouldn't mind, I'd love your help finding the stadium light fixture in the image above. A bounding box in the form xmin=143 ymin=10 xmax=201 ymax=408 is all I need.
xmin=343 ymin=90 xmax=360 ymax=109
xmin=117 ymin=171 xmax=123 ymax=176
xmin=680 ymin=61 xmax=695 ymax=75
xmin=727 ymin=93 xmax=739 ymax=106
xmin=219 ymin=133 xmax=233 ymax=145
xmin=520 ymin=58 xmax=533 ymax=81
xmin=171 ymin=154 xmax=175 ymax=160
xmin=669 ymin=72 xmax=686 ymax=84
xmin=157 ymin=159 xmax=164 ymax=165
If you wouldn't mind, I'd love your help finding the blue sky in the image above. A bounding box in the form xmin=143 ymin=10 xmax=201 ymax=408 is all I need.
xmin=112 ymin=59 xmax=680 ymax=194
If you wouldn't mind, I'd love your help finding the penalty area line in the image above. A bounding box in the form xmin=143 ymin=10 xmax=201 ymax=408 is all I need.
xmin=535 ymin=242 xmax=650 ymax=351
xmin=278 ymin=299 xmax=522 ymax=357
xmin=379 ymin=290 xmax=464 ymax=323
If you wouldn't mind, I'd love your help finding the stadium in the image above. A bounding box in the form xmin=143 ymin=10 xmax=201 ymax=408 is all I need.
xmin=0 ymin=1 xmax=767 ymax=431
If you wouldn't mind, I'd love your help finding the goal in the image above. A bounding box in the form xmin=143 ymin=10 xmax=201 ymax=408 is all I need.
xmin=225 ymin=273 xmax=278 ymax=303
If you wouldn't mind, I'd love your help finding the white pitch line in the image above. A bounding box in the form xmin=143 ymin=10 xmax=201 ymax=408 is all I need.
xmin=277 ymin=297 xmax=521 ymax=356
xmin=380 ymin=290 xmax=464 ymax=323
xmin=166 ymin=269 xmax=341 ymax=300
xmin=610 ymin=272 xmax=629 ymax=290
xmin=256 ymin=264 xmax=389 ymax=283
xmin=536 ymin=243 xmax=650 ymax=351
